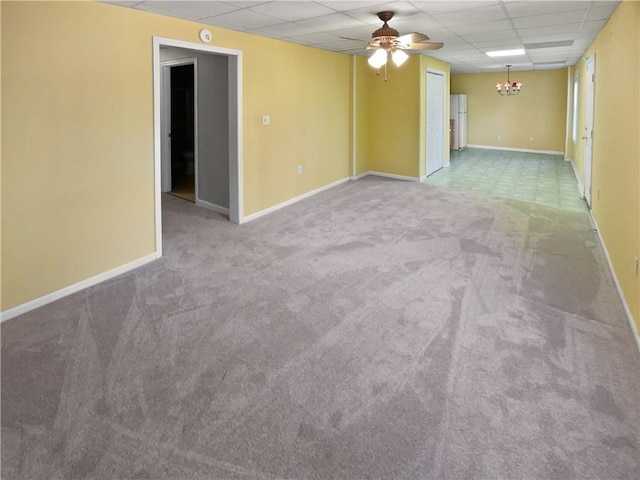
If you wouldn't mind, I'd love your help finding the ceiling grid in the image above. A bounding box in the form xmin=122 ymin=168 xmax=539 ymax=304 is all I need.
xmin=103 ymin=0 xmax=620 ymax=72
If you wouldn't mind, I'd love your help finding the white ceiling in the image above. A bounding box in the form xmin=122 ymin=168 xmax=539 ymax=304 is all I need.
xmin=102 ymin=0 xmax=621 ymax=72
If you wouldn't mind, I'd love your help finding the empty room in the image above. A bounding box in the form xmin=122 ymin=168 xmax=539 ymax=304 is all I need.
xmin=2 ymin=1 xmax=639 ymax=478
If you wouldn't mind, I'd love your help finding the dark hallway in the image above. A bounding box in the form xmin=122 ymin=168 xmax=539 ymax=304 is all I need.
xmin=170 ymin=64 xmax=195 ymax=202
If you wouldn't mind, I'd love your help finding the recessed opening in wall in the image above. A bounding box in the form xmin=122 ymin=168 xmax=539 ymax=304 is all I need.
xmin=162 ymin=61 xmax=196 ymax=203
xmin=153 ymin=37 xmax=243 ymax=256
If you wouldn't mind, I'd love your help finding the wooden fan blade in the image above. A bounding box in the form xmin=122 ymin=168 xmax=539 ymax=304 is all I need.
xmin=336 ymin=46 xmax=371 ymax=52
xmin=397 ymin=32 xmax=430 ymax=44
xmin=403 ymin=42 xmax=444 ymax=51
xmin=338 ymin=36 xmax=370 ymax=44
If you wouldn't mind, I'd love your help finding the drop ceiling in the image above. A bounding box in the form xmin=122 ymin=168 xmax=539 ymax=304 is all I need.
xmin=102 ymin=0 xmax=621 ymax=73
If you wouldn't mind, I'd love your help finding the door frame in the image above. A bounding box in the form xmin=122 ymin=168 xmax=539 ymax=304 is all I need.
xmin=583 ymin=54 xmax=596 ymax=207
xmin=161 ymin=57 xmax=198 ymax=199
xmin=153 ymin=36 xmax=243 ymax=257
xmin=425 ymin=67 xmax=447 ymax=177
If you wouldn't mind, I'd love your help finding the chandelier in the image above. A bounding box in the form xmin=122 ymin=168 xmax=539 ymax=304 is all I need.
xmin=496 ymin=64 xmax=522 ymax=96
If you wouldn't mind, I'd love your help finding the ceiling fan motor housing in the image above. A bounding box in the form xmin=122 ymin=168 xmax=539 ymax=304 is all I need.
xmin=372 ymin=11 xmax=399 ymax=43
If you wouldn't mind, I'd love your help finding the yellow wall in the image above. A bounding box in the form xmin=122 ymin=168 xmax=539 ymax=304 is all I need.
xmin=1 ymin=1 xmax=351 ymax=310
xmin=356 ymin=56 xmax=421 ymax=177
xmin=451 ymin=69 xmax=567 ymax=152
xmin=242 ymin=38 xmax=351 ymax=212
xmin=355 ymin=54 xmax=450 ymax=178
xmin=571 ymin=0 xmax=640 ymax=329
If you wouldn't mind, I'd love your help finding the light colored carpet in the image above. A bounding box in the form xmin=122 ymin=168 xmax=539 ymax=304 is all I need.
xmin=2 ymin=176 xmax=638 ymax=479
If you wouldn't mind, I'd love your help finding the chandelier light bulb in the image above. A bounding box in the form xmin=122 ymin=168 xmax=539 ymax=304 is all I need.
xmin=496 ymin=65 xmax=522 ymax=96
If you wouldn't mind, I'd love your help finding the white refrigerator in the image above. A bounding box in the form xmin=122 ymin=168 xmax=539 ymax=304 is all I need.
xmin=450 ymin=94 xmax=467 ymax=150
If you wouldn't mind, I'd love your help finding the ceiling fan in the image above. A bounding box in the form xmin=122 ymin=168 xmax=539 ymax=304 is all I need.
xmin=343 ymin=11 xmax=444 ymax=68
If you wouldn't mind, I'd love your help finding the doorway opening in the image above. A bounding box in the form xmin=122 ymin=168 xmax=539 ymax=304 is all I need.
xmin=166 ymin=63 xmax=195 ymax=202
xmin=153 ymin=37 xmax=243 ymax=256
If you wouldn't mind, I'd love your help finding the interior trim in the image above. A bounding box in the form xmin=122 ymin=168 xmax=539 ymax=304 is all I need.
xmin=589 ymin=212 xmax=640 ymax=355
xmin=0 ymin=253 xmax=159 ymax=323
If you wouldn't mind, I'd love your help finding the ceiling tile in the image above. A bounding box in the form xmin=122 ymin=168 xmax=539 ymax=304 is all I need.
xmin=462 ymin=30 xmax=519 ymax=43
xmin=288 ymin=31 xmax=343 ymax=45
xmin=586 ymin=2 xmax=621 ymax=21
xmin=519 ymin=32 xmax=576 ymax=44
xmin=202 ymin=9 xmax=284 ymax=29
xmin=449 ymin=19 xmax=513 ymax=36
xmin=314 ymin=1 xmax=388 ymax=13
xmin=381 ymin=15 xmax=443 ymax=34
xmin=249 ymin=2 xmax=336 ymax=21
xmin=517 ymin=23 xmax=581 ymax=38
xmin=342 ymin=3 xmax=417 ymax=25
xmin=134 ymin=1 xmax=239 ymax=20
xmin=440 ymin=44 xmax=477 ymax=54
xmin=579 ymin=19 xmax=607 ymax=34
xmin=512 ymin=10 xmax=588 ymax=29
xmin=504 ymin=1 xmax=591 ymax=18
xmin=473 ymin=38 xmax=521 ymax=49
xmin=412 ymin=2 xmax=499 ymax=14
xmin=324 ymin=24 xmax=375 ymax=42
xmin=435 ymin=34 xmax=469 ymax=46
xmin=525 ymin=40 xmax=574 ymax=49
xmin=297 ymin=12 xmax=369 ymax=31
xmin=225 ymin=1 xmax=269 ymax=6
xmin=250 ymin=22 xmax=319 ymax=38
xmin=432 ymin=5 xmax=507 ymax=26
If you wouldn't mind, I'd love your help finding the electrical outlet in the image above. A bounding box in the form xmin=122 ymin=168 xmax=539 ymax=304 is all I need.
xmin=262 ymin=115 xmax=270 ymax=125
xmin=497 ymin=135 xmax=501 ymax=140
xmin=297 ymin=165 xmax=303 ymax=174
xmin=528 ymin=136 xmax=534 ymax=141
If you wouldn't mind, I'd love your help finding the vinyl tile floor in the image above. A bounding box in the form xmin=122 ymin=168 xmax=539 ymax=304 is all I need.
xmin=424 ymin=148 xmax=588 ymax=212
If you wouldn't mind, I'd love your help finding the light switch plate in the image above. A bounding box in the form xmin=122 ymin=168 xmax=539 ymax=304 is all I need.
xmin=262 ymin=115 xmax=270 ymax=125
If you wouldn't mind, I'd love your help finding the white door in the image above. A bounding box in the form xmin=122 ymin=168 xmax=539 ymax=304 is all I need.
xmin=583 ymin=55 xmax=595 ymax=207
xmin=426 ymin=70 xmax=446 ymax=176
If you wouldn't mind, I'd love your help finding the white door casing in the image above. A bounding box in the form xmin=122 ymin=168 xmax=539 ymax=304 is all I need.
xmin=583 ymin=54 xmax=596 ymax=207
xmin=153 ymin=37 xmax=243 ymax=258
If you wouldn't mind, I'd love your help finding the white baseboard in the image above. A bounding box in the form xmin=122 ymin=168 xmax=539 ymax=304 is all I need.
xmin=242 ymin=177 xmax=350 ymax=223
xmin=196 ymin=199 xmax=230 ymax=216
xmin=467 ymin=144 xmax=564 ymax=155
xmin=350 ymin=172 xmax=369 ymax=181
xmin=0 ymin=252 xmax=160 ymax=323
xmin=588 ymin=212 xmax=640 ymax=355
xmin=355 ymin=171 xmax=421 ymax=182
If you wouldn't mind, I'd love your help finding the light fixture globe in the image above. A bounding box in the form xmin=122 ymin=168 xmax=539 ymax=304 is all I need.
xmin=391 ymin=49 xmax=409 ymax=67
xmin=368 ymin=49 xmax=388 ymax=69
